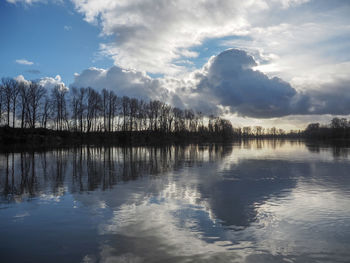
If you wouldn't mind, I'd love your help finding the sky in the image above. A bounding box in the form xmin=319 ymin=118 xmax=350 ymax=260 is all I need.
xmin=1 ymin=0 xmax=350 ymax=130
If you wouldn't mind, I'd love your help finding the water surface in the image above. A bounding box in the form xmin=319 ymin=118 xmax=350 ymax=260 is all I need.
xmin=1 ymin=140 xmax=350 ymax=262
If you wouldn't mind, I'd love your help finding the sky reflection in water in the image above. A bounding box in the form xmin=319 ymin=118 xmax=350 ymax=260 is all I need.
xmin=1 ymin=140 xmax=350 ymax=262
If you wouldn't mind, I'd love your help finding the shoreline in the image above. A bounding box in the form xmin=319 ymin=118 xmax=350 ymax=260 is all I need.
xmin=1 ymin=126 xmax=350 ymax=153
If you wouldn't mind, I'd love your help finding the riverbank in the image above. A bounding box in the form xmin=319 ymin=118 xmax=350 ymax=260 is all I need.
xmin=2 ymin=126 xmax=349 ymax=153
xmin=0 ymin=126 xmax=235 ymax=147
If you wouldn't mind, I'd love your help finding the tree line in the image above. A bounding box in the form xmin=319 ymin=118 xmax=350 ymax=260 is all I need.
xmin=304 ymin=118 xmax=350 ymax=139
xmin=0 ymin=77 xmax=235 ymax=137
xmin=8 ymin=76 xmax=346 ymax=140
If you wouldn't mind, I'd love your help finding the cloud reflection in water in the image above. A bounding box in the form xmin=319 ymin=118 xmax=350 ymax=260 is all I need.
xmin=1 ymin=141 xmax=350 ymax=262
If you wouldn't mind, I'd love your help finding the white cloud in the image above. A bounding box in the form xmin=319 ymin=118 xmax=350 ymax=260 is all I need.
xmin=71 ymin=0 xmax=270 ymax=75
xmin=69 ymin=0 xmax=324 ymax=76
xmin=13 ymin=74 xmax=68 ymax=94
xmin=71 ymin=49 xmax=350 ymax=126
xmin=15 ymin=59 xmax=34 ymax=65
xmin=9 ymin=0 xmax=350 ymax=127
xmin=71 ymin=66 xmax=169 ymax=101
xmin=222 ymin=3 xmax=350 ymax=98
xmin=225 ymin=22 xmax=350 ymax=78
xmin=71 ymin=49 xmax=308 ymax=118
xmin=15 ymin=74 xmax=67 ymax=90
xmin=14 ymin=75 xmax=31 ymax=86
xmin=38 ymin=75 xmax=67 ymax=91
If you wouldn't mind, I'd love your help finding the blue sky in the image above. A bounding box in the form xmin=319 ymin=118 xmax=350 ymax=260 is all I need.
xmin=1 ymin=0 xmax=350 ymax=129
xmin=0 ymin=0 xmax=113 ymax=84
xmin=0 ymin=0 xmax=260 ymax=84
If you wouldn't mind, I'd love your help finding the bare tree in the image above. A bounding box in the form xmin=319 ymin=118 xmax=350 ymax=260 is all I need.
xmin=108 ymin=90 xmax=118 ymax=132
xmin=254 ymin=126 xmax=263 ymax=136
xmin=242 ymin=126 xmax=252 ymax=136
xmin=18 ymin=82 xmax=29 ymax=128
xmin=86 ymin=87 xmax=102 ymax=132
xmin=173 ymin=107 xmax=184 ymax=132
xmin=27 ymin=82 xmax=46 ymax=128
xmin=0 ymin=78 xmax=244 ymax=139
xmin=41 ymin=96 xmax=51 ymax=129
xmin=2 ymin=78 xmax=15 ymax=126
xmin=51 ymin=85 xmax=68 ymax=131
xmin=148 ymin=100 xmax=162 ymax=131
xmin=0 ymin=83 xmax=3 ymax=125
xmin=78 ymin=87 xmax=87 ymax=132
xmin=122 ymin=96 xmax=130 ymax=132
xmin=70 ymin=87 xmax=79 ymax=131
xmin=129 ymin=98 xmax=138 ymax=131
xmin=102 ymin=89 xmax=108 ymax=132
xmin=11 ymin=80 xmax=20 ymax=128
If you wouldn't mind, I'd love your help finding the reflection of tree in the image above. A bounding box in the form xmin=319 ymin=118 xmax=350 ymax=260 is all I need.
xmin=239 ymin=139 xmax=289 ymax=150
xmin=0 ymin=145 xmax=232 ymax=202
xmin=306 ymin=141 xmax=350 ymax=159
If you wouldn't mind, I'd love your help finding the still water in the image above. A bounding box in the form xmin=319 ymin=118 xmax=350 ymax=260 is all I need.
xmin=1 ymin=140 xmax=350 ymax=263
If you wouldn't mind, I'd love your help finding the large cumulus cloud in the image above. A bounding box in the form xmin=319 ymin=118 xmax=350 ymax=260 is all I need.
xmin=14 ymin=74 xmax=67 ymax=93
xmin=178 ymin=49 xmax=350 ymax=118
xmin=38 ymin=75 xmax=66 ymax=90
xmin=71 ymin=66 xmax=170 ymax=102
xmin=70 ymin=0 xmax=313 ymax=75
xmin=191 ymin=49 xmax=310 ymax=118
xmin=70 ymin=49 xmax=350 ymax=119
xmin=71 ymin=0 xmax=268 ymax=75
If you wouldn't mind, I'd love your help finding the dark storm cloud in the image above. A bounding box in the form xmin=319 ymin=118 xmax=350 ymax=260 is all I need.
xmin=194 ymin=49 xmax=310 ymax=118
xmin=307 ymin=78 xmax=350 ymax=115
xmin=71 ymin=49 xmax=350 ymax=118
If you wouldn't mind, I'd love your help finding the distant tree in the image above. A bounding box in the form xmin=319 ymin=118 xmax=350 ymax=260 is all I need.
xmin=0 ymin=83 xmax=3 ymax=124
xmin=102 ymin=89 xmax=108 ymax=132
xmin=242 ymin=126 xmax=252 ymax=136
xmin=160 ymin=103 xmax=172 ymax=133
xmin=149 ymin=100 xmax=162 ymax=131
xmin=18 ymin=82 xmax=29 ymax=128
xmin=78 ymin=87 xmax=87 ymax=132
xmin=86 ymin=87 xmax=101 ymax=132
xmin=41 ymin=96 xmax=51 ymax=129
xmin=173 ymin=107 xmax=184 ymax=132
xmin=270 ymin=127 xmax=277 ymax=136
xmin=217 ymin=118 xmax=233 ymax=137
xmin=331 ymin=118 xmax=342 ymax=129
xmin=197 ymin=111 xmax=204 ymax=133
xmin=70 ymin=87 xmax=79 ymax=131
xmin=254 ymin=126 xmax=263 ymax=136
xmin=0 ymin=78 xmax=250 ymax=140
xmin=51 ymin=85 xmax=69 ymax=131
xmin=306 ymin=123 xmax=320 ymax=132
xmin=184 ymin=109 xmax=195 ymax=132
xmin=2 ymin=78 xmax=15 ymax=126
xmin=122 ymin=96 xmax=130 ymax=132
xmin=129 ymin=98 xmax=138 ymax=132
xmin=101 ymin=89 xmax=119 ymax=132
xmin=27 ymin=82 xmax=46 ymax=128
xmin=11 ymin=80 xmax=20 ymax=128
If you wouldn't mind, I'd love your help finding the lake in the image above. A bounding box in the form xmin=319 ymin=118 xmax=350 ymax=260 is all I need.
xmin=1 ymin=140 xmax=350 ymax=262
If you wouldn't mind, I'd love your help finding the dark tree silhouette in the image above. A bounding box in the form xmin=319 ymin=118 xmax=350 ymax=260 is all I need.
xmin=1 ymin=75 xmax=328 ymax=144
xmin=27 ymin=82 xmax=46 ymax=128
